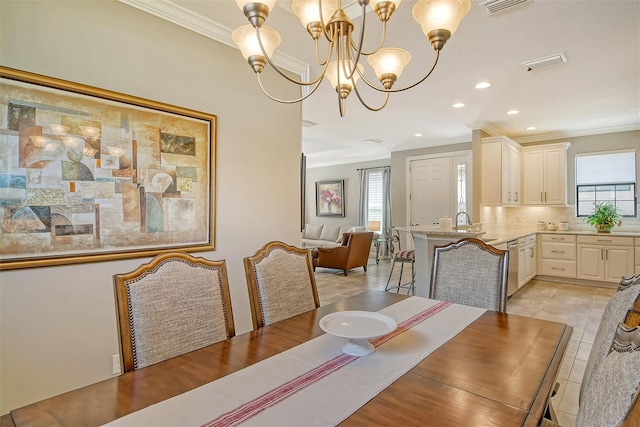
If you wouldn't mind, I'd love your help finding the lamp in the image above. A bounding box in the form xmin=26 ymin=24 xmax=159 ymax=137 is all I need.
xmin=368 ymin=220 xmax=381 ymax=232
xmin=232 ymin=0 xmax=471 ymax=116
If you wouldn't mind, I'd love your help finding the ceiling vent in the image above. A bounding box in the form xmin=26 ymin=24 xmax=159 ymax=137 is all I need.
xmin=480 ymin=0 xmax=531 ymax=15
xmin=522 ymin=52 xmax=567 ymax=71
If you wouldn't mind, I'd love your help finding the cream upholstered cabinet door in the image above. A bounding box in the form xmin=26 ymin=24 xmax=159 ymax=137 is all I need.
xmin=542 ymin=146 xmax=567 ymax=205
xmin=481 ymin=136 xmax=521 ymax=206
xmin=522 ymin=149 xmax=544 ymax=204
xmin=577 ymin=235 xmax=634 ymax=283
xmin=577 ymin=244 xmax=606 ymax=281
xmin=522 ymin=142 xmax=570 ymax=205
xmin=504 ymin=143 xmax=521 ymax=205
xmin=604 ymin=245 xmax=634 ymax=283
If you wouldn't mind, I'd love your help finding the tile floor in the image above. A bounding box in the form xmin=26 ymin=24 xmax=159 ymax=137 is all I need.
xmin=313 ymin=259 xmax=617 ymax=427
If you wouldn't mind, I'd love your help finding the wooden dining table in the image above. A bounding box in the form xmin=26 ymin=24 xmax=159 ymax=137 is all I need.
xmin=6 ymin=290 xmax=578 ymax=427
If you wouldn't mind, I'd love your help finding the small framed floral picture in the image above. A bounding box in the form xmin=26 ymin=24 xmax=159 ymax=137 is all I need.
xmin=316 ymin=180 xmax=345 ymax=217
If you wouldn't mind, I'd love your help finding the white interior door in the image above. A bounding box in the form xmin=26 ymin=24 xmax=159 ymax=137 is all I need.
xmin=410 ymin=157 xmax=451 ymax=227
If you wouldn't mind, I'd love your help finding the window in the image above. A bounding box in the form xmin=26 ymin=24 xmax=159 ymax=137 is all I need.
xmin=456 ymin=164 xmax=467 ymax=215
xmin=367 ymin=170 xmax=383 ymax=227
xmin=576 ymin=151 xmax=637 ymax=217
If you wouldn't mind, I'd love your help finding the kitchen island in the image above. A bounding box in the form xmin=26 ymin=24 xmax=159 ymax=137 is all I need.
xmin=395 ymin=226 xmax=486 ymax=297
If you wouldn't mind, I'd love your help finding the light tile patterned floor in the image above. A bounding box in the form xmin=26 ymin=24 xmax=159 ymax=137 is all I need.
xmin=313 ymin=259 xmax=616 ymax=427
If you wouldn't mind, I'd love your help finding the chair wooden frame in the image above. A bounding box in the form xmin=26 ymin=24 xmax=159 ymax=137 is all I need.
xmin=113 ymin=252 xmax=235 ymax=373
xmin=430 ymin=237 xmax=509 ymax=313
xmin=625 ymin=285 xmax=640 ymax=328
xmin=244 ymin=241 xmax=320 ymax=330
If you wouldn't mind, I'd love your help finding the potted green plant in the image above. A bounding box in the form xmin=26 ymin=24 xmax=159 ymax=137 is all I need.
xmin=586 ymin=202 xmax=622 ymax=233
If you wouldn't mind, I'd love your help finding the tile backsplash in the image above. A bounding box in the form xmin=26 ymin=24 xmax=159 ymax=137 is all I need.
xmin=480 ymin=205 xmax=640 ymax=233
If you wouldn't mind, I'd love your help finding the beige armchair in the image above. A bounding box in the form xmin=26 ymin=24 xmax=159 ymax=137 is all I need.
xmin=312 ymin=232 xmax=374 ymax=276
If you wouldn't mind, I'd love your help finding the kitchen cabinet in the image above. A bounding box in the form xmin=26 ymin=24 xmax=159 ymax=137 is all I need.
xmin=518 ymin=234 xmax=537 ymax=287
xmin=577 ymin=235 xmax=634 ymax=283
xmin=522 ymin=142 xmax=571 ymax=205
xmin=481 ymin=136 xmax=521 ymax=206
xmin=539 ymin=234 xmax=576 ymax=278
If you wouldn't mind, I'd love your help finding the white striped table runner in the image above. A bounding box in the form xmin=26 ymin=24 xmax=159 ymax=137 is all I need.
xmin=103 ymin=296 xmax=486 ymax=427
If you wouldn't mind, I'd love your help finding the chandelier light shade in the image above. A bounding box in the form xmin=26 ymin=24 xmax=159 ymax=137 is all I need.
xmin=326 ymin=60 xmax=364 ymax=97
xmin=367 ymin=48 xmax=412 ymax=89
xmin=412 ymin=0 xmax=471 ymax=49
xmin=232 ymin=0 xmax=471 ymax=116
xmin=232 ymin=24 xmax=282 ymax=73
xmin=292 ymin=0 xmax=339 ymax=33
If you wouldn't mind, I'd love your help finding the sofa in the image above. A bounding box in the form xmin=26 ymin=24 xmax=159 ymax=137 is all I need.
xmin=301 ymin=223 xmax=368 ymax=248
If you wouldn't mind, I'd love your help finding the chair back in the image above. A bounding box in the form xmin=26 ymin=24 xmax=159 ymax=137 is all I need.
xmin=576 ymin=322 xmax=640 ymax=427
xmin=244 ymin=241 xmax=320 ymax=329
xmin=113 ymin=252 xmax=235 ymax=372
xmin=580 ymin=273 xmax=640 ymax=403
xmin=430 ymin=238 xmax=508 ymax=312
xmin=345 ymin=232 xmax=374 ymax=266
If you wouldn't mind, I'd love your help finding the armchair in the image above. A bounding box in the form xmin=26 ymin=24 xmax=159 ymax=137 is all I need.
xmin=312 ymin=232 xmax=374 ymax=276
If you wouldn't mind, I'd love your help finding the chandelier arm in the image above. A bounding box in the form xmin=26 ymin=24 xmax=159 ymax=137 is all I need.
xmin=351 ymin=79 xmax=390 ymax=112
xmin=255 ymin=27 xmax=325 ymax=86
xmin=382 ymin=50 xmax=440 ymax=93
xmin=319 ymin=0 xmax=335 ymax=42
xmin=256 ymin=73 xmax=324 ymax=104
xmin=315 ymin=36 xmax=333 ymax=66
xmin=346 ymin=1 xmax=368 ymax=65
xmin=361 ymin=50 xmax=441 ymax=93
xmin=342 ymin=24 xmax=359 ymax=81
xmin=351 ymin=8 xmax=387 ymax=56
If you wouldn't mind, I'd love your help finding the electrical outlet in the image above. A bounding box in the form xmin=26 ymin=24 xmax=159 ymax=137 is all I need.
xmin=112 ymin=354 xmax=121 ymax=375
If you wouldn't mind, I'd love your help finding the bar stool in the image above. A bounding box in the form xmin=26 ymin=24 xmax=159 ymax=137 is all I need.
xmin=384 ymin=230 xmax=415 ymax=295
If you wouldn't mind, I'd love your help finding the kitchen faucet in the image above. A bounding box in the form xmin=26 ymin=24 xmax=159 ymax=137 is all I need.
xmin=455 ymin=211 xmax=472 ymax=230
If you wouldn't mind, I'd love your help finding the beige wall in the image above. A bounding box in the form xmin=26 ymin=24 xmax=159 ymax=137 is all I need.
xmin=0 ymin=0 xmax=302 ymax=414
xmin=305 ymin=159 xmax=390 ymax=227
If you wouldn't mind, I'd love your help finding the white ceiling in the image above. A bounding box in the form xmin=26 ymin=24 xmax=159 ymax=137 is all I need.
xmin=122 ymin=0 xmax=640 ymax=168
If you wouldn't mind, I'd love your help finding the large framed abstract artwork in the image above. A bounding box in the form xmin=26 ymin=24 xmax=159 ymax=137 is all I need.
xmin=0 ymin=67 xmax=216 ymax=270
xmin=316 ymin=180 xmax=345 ymax=217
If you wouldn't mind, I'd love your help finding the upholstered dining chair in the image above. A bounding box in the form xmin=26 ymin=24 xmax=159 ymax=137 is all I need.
xmin=430 ymin=238 xmax=509 ymax=312
xmin=384 ymin=228 xmax=415 ymax=295
xmin=579 ymin=273 xmax=640 ymax=403
xmin=113 ymin=252 xmax=235 ymax=373
xmin=543 ymin=321 xmax=640 ymax=427
xmin=244 ymin=241 xmax=320 ymax=329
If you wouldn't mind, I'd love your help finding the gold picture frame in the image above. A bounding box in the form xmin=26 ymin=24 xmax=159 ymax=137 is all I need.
xmin=0 ymin=66 xmax=216 ymax=270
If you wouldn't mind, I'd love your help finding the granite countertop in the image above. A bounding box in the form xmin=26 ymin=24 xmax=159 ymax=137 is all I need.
xmin=395 ymin=225 xmax=486 ymax=238
xmin=397 ymin=225 xmax=640 ymax=247
xmin=481 ymin=228 xmax=640 ymax=246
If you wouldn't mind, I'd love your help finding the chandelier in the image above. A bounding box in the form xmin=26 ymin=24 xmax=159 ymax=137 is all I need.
xmin=232 ymin=0 xmax=471 ymax=116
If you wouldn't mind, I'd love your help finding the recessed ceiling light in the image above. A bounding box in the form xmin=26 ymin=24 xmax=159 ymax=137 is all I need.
xmin=507 ymin=110 xmax=520 ymax=115
xmin=526 ymin=126 xmax=537 ymax=130
xmin=414 ymin=133 xmax=423 ymax=137
xmin=452 ymin=103 xmax=465 ymax=108
xmin=475 ymin=82 xmax=491 ymax=89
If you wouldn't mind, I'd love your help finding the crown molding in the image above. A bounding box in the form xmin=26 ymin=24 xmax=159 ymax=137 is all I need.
xmin=512 ymin=123 xmax=640 ymax=144
xmin=117 ymin=0 xmax=309 ymax=79
xmin=479 ymin=123 xmax=502 ymax=137
xmin=474 ymin=121 xmax=640 ymax=143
